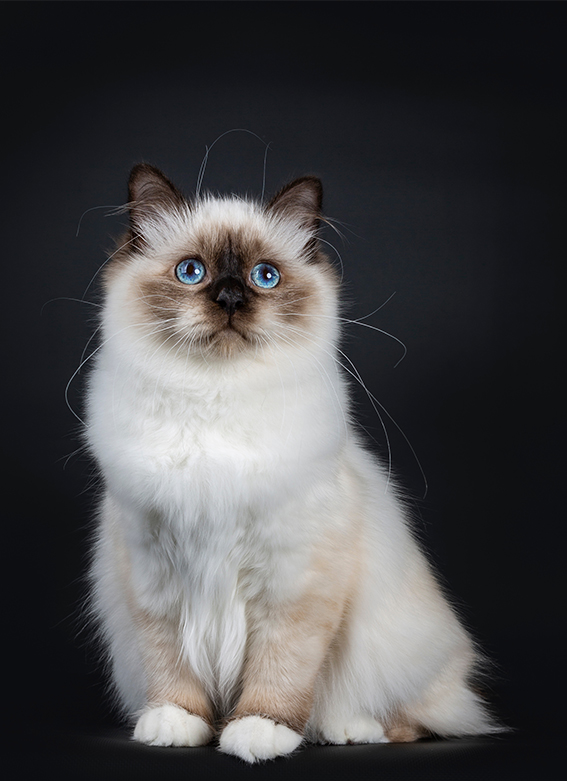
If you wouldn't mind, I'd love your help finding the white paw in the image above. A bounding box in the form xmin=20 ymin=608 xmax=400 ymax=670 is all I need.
xmin=219 ymin=715 xmax=303 ymax=763
xmin=133 ymin=704 xmax=213 ymax=747
xmin=318 ymin=714 xmax=390 ymax=745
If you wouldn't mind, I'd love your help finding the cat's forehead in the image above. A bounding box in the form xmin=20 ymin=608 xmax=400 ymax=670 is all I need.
xmin=172 ymin=195 xmax=311 ymax=261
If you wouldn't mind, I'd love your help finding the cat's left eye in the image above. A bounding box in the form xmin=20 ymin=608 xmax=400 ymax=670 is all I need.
xmin=176 ymin=259 xmax=206 ymax=285
xmin=251 ymin=263 xmax=280 ymax=289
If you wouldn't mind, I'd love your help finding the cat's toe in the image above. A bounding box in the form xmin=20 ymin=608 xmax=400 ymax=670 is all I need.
xmin=219 ymin=715 xmax=303 ymax=763
xmin=318 ymin=715 xmax=389 ymax=745
xmin=133 ymin=704 xmax=213 ymax=747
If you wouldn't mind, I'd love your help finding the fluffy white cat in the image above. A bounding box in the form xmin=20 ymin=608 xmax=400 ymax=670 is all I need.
xmin=86 ymin=164 xmax=500 ymax=762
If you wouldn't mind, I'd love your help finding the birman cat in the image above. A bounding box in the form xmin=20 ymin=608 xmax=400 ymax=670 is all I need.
xmin=86 ymin=164 xmax=499 ymax=762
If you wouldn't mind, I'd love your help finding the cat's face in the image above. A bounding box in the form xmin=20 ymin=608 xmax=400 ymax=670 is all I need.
xmin=103 ymin=165 xmax=339 ymax=363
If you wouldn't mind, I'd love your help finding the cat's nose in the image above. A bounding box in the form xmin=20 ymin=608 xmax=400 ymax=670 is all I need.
xmin=213 ymin=280 xmax=246 ymax=318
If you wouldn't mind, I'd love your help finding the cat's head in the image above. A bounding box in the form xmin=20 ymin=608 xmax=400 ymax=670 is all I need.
xmin=101 ymin=164 xmax=339 ymax=364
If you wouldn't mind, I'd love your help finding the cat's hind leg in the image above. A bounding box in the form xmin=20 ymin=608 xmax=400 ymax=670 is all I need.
xmin=315 ymin=713 xmax=390 ymax=745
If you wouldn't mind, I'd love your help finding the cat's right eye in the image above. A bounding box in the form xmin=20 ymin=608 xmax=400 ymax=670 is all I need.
xmin=175 ymin=259 xmax=206 ymax=285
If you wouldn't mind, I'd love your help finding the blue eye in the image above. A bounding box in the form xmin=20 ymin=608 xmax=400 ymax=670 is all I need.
xmin=176 ymin=259 xmax=206 ymax=285
xmin=251 ymin=263 xmax=280 ymax=289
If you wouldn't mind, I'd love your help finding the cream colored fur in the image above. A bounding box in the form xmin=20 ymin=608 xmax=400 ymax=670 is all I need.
xmin=86 ymin=166 xmax=500 ymax=763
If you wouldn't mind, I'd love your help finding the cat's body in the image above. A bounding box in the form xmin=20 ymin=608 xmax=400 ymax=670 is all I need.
xmin=86 ymin=164 xmax=499 ymax=762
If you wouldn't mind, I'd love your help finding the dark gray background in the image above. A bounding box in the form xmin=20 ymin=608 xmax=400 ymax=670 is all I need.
xmin=3 ymin=0 xmax=564 ymax=770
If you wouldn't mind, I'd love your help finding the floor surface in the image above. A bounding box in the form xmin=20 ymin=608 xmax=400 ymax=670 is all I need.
xmin=35 ymin=727 xmax=560 ymax=781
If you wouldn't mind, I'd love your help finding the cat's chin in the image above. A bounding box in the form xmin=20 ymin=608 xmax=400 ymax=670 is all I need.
xmin=198 ymin=324 xmax=255 ymax=360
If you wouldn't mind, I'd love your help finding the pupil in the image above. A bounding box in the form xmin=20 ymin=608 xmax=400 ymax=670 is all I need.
xmin=186 ymin=262 xmax=201 ymax=279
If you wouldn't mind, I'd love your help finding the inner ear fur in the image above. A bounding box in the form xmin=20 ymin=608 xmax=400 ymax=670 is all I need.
xmin=267 ymin=176 xmax=323 ymax=233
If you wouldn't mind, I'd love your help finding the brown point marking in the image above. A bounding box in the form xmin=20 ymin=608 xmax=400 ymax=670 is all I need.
xmin=231 ymin=524 xmax=362 ymax=737
xmin=384 ymin=723 xmax=428 ymax=742
xmin=108 ymin=516 xmax=214 ymax=725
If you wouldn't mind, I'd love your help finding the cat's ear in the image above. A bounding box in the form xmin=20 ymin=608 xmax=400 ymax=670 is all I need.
xmin=267 ymin=176 xmax=323 ymax=233
xmin=127 ymin=163 xmax=186 ymax=248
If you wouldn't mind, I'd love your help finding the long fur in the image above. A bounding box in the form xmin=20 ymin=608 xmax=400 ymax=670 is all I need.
xmin=85 ymin=165 xmax=500 ymax=761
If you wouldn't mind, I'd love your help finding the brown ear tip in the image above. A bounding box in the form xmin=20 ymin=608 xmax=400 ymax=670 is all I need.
xmin=128 ymin=162 xmax=162 ymax=187
xmin=127 ymin=163 xmax=186 ymax=209
xmin=268 ymin=175 xmax=324 ymax=218
xmin=302 ymin=175 xmax=323 ymax=188
xmin=291 ymin=175 xmax=323 ymax=199
xmin=302 ymin=176 xmax=323 ymax=207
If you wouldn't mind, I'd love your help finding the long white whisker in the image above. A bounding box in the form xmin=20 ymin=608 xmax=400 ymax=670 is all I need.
xmin=108 ymin=318 xmax=186 ymax=428
xmin=65 ymin=342 xmax=105 ymax=426
xmin=274 ymin=328 xmax=349 ymax=442
xmin=317 ymin=236 xmax=345 ymax=281
xmin=59 ymin=444 xmax=89 ymax=470
xmin=277 ymin=320 xmax=427 ymax=497
xmin=67 ymin=318 xmax=179 ymax=425
xmin=255 ymin=328 xmax=291 ymax=436
xmin=261 ymin=141 xmax=271 ymax=202
xmin=75 ymin=204 xmax=124 ymax=238
xmin=335 ymin=345 xmax=393 ymax=489
xmin=152 ymin=327 xmax=198 ymax=414
xmin=79 ymin=323 xmax=103 ymax=365
xmin=342 ymin=319 xmax=407 ymax=367
xmin=278 ymin=322 xmax=392 ymax=488
xmin=195 ymin=128 xmax=270 ymax=198
xmin=41 ymin=297 xmax=102 ymax=316
xmin=277 ymin=305 xmax=407 ymax=367
xmin=351 ymin=292 xmax=397 ymax=321
xmin=82 ymin=235 xmax=138 ymax=299
xmin=195 ymin=144 xmax=210 ymax=200
xmin=320 ymin=216 xmax=347 ymax=242
xmin=277 ymin=291 xmax=396 ymax=324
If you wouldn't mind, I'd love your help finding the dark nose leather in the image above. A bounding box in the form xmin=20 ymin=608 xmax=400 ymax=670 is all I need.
xmin=212 ymin=278 xmax=246 ymax=318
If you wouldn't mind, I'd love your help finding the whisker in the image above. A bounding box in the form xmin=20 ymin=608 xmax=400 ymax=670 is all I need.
xmin=65 ymin=342 xmax=105 ymax=426
xmin=67 ymin=318 xmax=180 ymax=425
xmin=320 ymin=216 xmax=347 ymax=243
xmin=58 ymin=443 xmax=89 ymax=469
xmin=277 ymin=322 xmax=390 ymax=484
xmin=350 ymin=291 xmax=397 ymax=320
xmin=108 ymin=319 xmax=184 ymax=427
xmin=41 ymin=297 xmax=102 ymax=316
xmin=317 ymin=236 xmax=345 ymax=281
xmin=274 ymin=328 xmax=349 ymax=442
xmin=341 ymin=319 xmax=407 ymax=367
xmin=255 ymin=327 xmax=299 ymax=437
xmin=196 ymin=128 xmax=271 ymax=199
xmin=276 ymin=321 xmax=427 ymax=498
xmin=75 ymin=204 xmax=124 ymax=238
xmin=152 ymin=326 xmax=200 ymax=412
xmin=82 ymin=234 xmax=138 ymax=299
xmin=276 ymin=301 xmax=407 ymax=367
xmin=79 ymin=323 xmax=103 ymax=365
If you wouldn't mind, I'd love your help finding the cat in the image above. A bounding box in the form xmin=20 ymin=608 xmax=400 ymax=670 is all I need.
xmin=85 ymin=163 xmax=500 ymax=762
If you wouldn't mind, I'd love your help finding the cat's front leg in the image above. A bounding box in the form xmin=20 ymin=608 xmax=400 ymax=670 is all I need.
xmin=134 ymin=703 xmax=213 ymax=747
xmin=130 ymin=609 xmax=215 ymax=747
xmin=219 ymin=587 xmax=345 ymax=762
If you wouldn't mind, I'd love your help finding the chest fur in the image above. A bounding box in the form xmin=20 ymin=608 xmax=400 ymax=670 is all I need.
xmin=89 ymin=355 xmax=344 ymax=522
